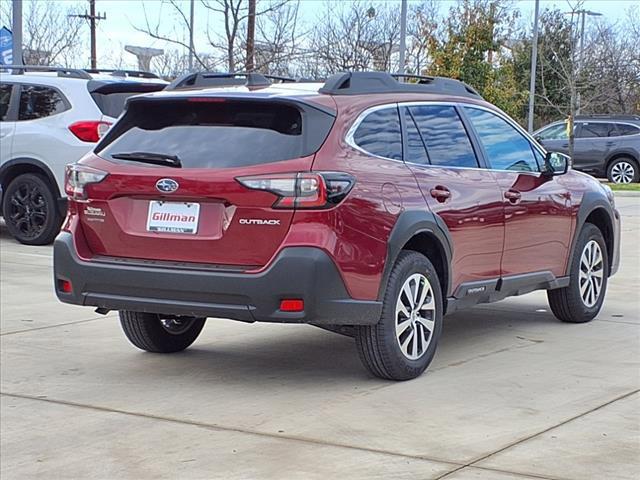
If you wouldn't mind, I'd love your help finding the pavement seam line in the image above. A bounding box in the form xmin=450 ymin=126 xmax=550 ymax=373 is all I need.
xmin=432 ymin=388 xmax=640 ymax=480
xmin=0 ymin=315 xmax=116 ymax=336
xmin=0 ymin=391 xmax=463 ymax=469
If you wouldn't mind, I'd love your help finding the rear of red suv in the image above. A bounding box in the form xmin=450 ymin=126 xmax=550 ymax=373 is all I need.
xmin=54 ymin=85 xmax=383 ymax=332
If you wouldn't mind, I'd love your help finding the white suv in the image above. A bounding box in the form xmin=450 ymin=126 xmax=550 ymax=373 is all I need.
xmin=0 ymin=66 xmax=166 ymax=244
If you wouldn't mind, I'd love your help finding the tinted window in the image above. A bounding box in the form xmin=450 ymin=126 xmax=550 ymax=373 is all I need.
xmin=0 ymin=83 xmax=12 ymax=121
xmin=465 ymin=107 xmax=539 ymax=172
xmin=99 ymin=100 xmax=334 ymax=169
xmin=402 ymin=108 xmax=429 ymax=165
xmin=410 ymin=105 xmax=478 ymax=168
xmin=578 ymin=122 xmax=617 ymax=138
xmin=353 ymin=107 xmax=402 ymax=160
xmin=616 ymin=123 xmax=640 ymax=136
xmin=18 ymin=85 xmax=68 ymax=120
xmin=89 ymin=83 xmax=166 ymax=118
xmin=537 ymin=123 xmax=568 ymax=140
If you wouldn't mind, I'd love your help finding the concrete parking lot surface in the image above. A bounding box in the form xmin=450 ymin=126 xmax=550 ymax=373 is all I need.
xmin=1 ymin=197 xmax=639 ymax=480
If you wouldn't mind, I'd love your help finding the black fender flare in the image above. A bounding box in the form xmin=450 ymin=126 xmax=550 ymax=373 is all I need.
xmin=378 ymin=209 xmax=453 ymax=301
xmin=567 ymin=190 xmax=616 ymax=276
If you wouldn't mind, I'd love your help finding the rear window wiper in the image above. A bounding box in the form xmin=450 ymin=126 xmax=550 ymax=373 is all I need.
xmin=110 ymin=151 xmax=182 ymax=168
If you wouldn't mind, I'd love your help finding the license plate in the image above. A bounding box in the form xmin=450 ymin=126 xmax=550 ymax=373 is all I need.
xmin=146 ymin=201 xmax=200 ymax=234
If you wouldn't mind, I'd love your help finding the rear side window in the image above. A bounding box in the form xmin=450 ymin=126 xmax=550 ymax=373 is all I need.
xmin=537 ymin=123 xmax=568 ymax=140
xmin=0 ymin=83 xmax=12 ymax=121
xmin=410 ymin=105 xmax=478 ymax=168
xmin=98 ymin=99 xmax=334 ymax=168
xmin=464 ymin=107 xmax=539 ymax=172
xmin=89 ymin=82 xmax=167 ymax=118
xmin=18 ymin=85 xmax=68 ymax=120
xmin=352 ymin=107 xmax=402 ymax=160
xmin=615 ymin=123 xmax=640 ymax=136
xmin=578 ymin=122 xmax=617 ymax=138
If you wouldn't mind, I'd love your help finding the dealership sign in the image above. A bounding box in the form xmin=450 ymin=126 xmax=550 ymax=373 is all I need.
xmin=0 ymin=27 xmax=12 ymax=65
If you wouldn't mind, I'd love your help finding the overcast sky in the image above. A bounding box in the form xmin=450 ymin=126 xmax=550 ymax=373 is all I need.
xmin=39 ymin=0 xmax=640 ymax=68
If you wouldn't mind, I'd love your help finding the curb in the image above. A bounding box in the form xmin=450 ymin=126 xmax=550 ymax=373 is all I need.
xmin=612 ymin=190 xmax=640 ymax=198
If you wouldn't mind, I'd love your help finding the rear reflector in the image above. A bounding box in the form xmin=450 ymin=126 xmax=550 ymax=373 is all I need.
xmin=58 ymin=279 xmax=73 ymax=293
xmin=280 ymin=299 xmax=304 ymax=312
xmin=68 ymin=121 xmax=112 ymax=143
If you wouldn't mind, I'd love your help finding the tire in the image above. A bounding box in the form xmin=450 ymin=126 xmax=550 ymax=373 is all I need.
xmin=1 ymin=173 xmax=63 ymax=245
xmin=119 ymin=311 xmax=206 ymax=353
xmin=355 ymin=251 xmax=443 ymax=381
xmin=547 ymin=223 xmax=608 ymax=323
xmin=607 ymin=157 xmax=639 ymax=184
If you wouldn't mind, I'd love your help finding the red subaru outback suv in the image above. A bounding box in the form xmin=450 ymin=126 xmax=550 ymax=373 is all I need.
xmin=54 ymin=72 xmax=621 ymax=380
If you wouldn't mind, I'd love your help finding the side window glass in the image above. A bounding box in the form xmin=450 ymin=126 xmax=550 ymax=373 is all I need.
xmin=352 ymin=107 xmax=402 ymax=160
xmin=577 ymin=122 xmax=615 ymax=138
xmin=537 ymin=123 xmax=568 ymax=140
xmin=465 ymin=107 xmax=540 ymax=172
xmin=410 ymin=105 xmax=478 ymax=168
xmin=402 ymin=108 xmax=429 ymax=165
xmin=615 ymin=124 xmax=640 ymax=136
xmin=0 ymin=83 xmax=12 ymax=121
xmin=18 ymin=85 xmax=68 ymax=121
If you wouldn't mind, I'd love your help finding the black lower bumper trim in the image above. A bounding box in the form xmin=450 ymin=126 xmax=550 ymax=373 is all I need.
xmin=54 ymin=233 xmax=382 ymax=325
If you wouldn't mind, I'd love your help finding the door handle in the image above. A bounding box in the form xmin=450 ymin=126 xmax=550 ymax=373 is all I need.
xmin=430 ymin=186 xmax=451 ymax=202
xmin=504 ymin=189 xmax=522 ymax=203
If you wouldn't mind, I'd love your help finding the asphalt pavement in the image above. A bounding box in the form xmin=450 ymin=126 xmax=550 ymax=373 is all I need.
xmin=1 ymin=196 xmax=638 ymax=480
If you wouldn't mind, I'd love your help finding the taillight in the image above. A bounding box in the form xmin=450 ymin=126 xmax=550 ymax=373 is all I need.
xmin=68 ymin=121 xmax=112 ymax=143
xmin=236 ymin=172 xmax=355 ymax=209
xmin=65 ymin=164 xmax=108 ymax=200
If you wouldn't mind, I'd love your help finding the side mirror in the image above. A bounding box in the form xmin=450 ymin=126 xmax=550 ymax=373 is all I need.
xmin=542 ymin=152 xmax=570 ymax=176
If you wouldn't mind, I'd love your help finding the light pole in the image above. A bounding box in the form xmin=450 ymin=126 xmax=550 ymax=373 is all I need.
xmin=398 ymin=0 xmax=407 ymax=74
xmin=11 ymin=0 xmax=22 ymax=65
xmin=188 ymin=0 xmax=194 ymax=72
xmin=527 ymin=0 xmax=540 ymax=133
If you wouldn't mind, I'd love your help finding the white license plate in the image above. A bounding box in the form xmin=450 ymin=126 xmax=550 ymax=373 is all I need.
xmin=146 ymin=201 xmax=200 ymax=234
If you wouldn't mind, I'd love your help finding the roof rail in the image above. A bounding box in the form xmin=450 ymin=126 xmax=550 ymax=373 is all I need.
xmin=575 ymin=114 xmax=640 ymax=121
xmin=0 ymin=65 xmax=92 ymax=80
xmin=319 ymin=71 xmax=482 ymax=98
xmin=165 ymin=71 xmax=284 ymax=90
xmin=83 ymin=68 xmax=160 ymax=79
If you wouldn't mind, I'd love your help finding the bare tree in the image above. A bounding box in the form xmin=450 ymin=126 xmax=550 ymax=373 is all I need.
xmin=0 ymin=0 xmax=85 ymax=67
xmin=405 ymin=0 xmax=439 ymax=74
xmin=253 ymin=1 xmax=303 ymax=75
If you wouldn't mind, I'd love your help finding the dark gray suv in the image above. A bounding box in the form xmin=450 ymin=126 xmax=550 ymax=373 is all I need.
xmin=534 ymin=115 xmax=640 ymax=184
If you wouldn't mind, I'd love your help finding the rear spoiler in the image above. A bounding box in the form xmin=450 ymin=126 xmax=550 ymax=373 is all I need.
xmin=87 ymin=80 xmax=166 ymax=95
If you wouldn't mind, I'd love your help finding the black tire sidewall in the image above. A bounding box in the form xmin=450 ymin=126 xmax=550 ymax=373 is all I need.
xmin=607 ymin=157 xmax=639 ymax=183
xmin=119 ymin=311 xmax=206 ymax=353
xmin=377 ymin=252 xmax=443 ymax=380
xmin=2 ymin=173 xmax=62 ymax=245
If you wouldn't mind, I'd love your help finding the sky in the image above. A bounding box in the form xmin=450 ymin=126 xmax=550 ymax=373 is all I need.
xmin=8 ymin=0 xmax=639 ymax=69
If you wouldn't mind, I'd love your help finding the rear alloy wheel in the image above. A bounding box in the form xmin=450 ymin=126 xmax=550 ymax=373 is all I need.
xmin=2 ymin=173 xmax=63 ymax=245
xmin=607 ymin=157 xmax=639 ymax=184
xmin=355 ymin=251 xmax=443 ymax=381
xmin=119 ymin=311 xmax=206 ymax=353
xmin=548 ymin=223 xmax=608 ymax=323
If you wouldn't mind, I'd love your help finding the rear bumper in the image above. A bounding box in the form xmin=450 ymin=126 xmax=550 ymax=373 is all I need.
xmin=53 ymin=232 xmax=382 ymax=325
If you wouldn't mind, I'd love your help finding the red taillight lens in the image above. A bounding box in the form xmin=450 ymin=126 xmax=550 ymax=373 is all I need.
xmin=280 ymin=299 xmax=304 ymax=312
xmin=65 ymin=164 xmax=109 ymax=200
xmin=68 ymin=121 xmax=112 ymax=143
xmin=236 ymin=172 xmax=354 ymax=210
xmin=58 ymin=279 xmax=73 ymax=293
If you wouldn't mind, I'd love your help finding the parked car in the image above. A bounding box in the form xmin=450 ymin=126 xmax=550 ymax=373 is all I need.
xmin=534 ymin=114 xmax=640 ymax=184
xmin=0 ymin=65 xmax=167 ymax=245
xmin=54 ymin=72 xmax=620 ymax=380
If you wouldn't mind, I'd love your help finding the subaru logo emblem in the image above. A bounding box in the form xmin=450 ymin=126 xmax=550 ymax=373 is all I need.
xmin=156 ymin=178 xmax=179 ymax=193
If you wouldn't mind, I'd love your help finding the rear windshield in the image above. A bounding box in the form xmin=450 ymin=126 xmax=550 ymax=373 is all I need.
xmin=97 ymin=99 xmax=334 ymax=168
xmin=91 ymin=92 xmax=148 ymax=118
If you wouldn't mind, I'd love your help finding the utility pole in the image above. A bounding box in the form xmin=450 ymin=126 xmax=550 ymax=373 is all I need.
xmin=398 ymin=0 xmax=407 ymax=74
xmin=527 ymin=0 xmax=540 ymax=133
xmin=70 ymin=0 xmax=106 ymax=69
xmin=11 ymin=0 xmax=22 ymax=65
xmin=188 ymin=0 xmax=195 ymax=71
xmin=245 ymin=0 xmax=256 ymax=72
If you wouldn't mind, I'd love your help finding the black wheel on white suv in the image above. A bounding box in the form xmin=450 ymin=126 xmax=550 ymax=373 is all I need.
xmin=607 ymin=157 xmax=639 ymax=184
xmin=547 ymin=223 xmax=608 ymax=323
xmin=355 ymin=251 xmax=443 ymax=381
xmin=119 ymin=311 xmax=206 ymax=353
xmin=2 ymin=173 xmax=63 ymax=245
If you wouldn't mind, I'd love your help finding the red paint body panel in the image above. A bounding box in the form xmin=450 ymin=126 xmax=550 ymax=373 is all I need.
xmin=62 ymin=88 xmax=604 ymax=307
